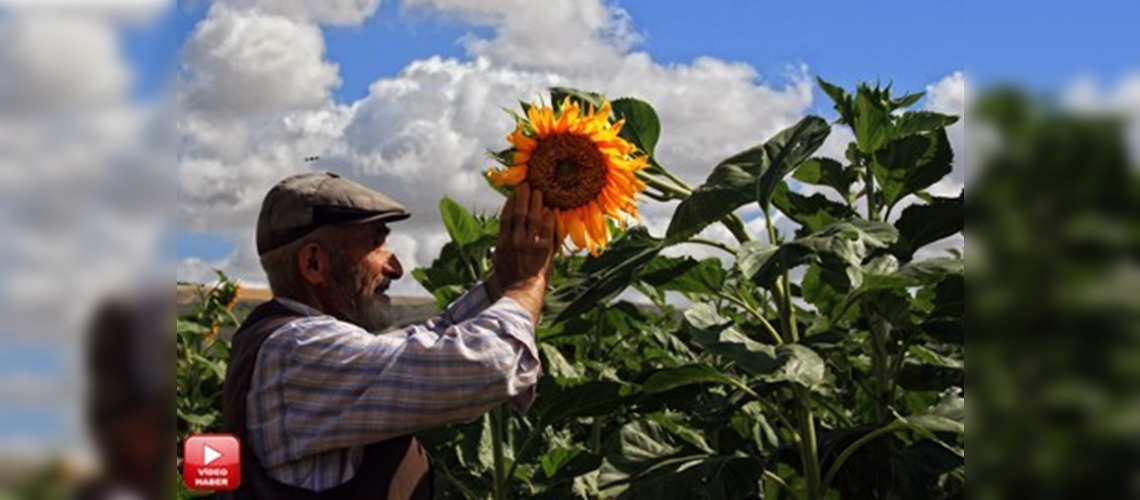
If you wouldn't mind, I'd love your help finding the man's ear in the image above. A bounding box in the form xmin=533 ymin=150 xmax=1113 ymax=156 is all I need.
xmin=297 ymin=242 xmax=328 ymax=285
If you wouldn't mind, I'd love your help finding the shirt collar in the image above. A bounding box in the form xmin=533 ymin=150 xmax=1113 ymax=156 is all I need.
xmin=274 ymin=296 xmax=326 ymax=317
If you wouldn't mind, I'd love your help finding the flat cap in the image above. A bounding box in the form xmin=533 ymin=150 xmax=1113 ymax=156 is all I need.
xmin=256 ymin=172 xmax=410 ymax=255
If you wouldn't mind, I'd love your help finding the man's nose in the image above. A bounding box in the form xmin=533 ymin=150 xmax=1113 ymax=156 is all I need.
xmin=386 ymin=253 xmax=404 ymax=280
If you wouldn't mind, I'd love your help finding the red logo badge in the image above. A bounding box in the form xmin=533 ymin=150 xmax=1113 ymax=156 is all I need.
xmin=183 ymin=434 xmax=241 ymax=491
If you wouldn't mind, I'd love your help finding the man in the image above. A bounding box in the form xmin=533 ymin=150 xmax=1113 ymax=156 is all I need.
xmin=80 ymin=293 xmax=172 ymax=500
xmin=222 ymin=172 xmax=554 ymax=499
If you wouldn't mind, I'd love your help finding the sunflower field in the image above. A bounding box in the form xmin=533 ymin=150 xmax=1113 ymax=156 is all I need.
xmin=176 ymin=78 xmax=964 ymax=499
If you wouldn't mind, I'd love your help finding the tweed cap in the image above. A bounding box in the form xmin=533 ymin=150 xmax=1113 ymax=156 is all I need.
xmin=256 ymin=172 xmax=410 ymax=255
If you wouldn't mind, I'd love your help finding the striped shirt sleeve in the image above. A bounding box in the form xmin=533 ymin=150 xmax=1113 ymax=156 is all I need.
xmin=246 ymin=283 xmax=542 ymax=475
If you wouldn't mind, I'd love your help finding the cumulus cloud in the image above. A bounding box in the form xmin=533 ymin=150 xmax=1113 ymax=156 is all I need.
xmin=404 ymin=0 xmax=639 ymax=72
xmin=221 ymin=0 xmax=381 ymax=26
xmin=1063 ymin=73 xmax=1140 ymax=164
xmin=0 ymin=10 xmax=172 ymax=467
xmin=925 ymin=71 xmax=967 ymax=196
xmin=180 ymin=4 xmax=342 ymax=116
xmin=177 ymin=0 xmax=967 ymax=299
xmin=176 ymin=0 xmax=819 ymax=293
xmin=0 ymin=14 xmax=132 ymax=113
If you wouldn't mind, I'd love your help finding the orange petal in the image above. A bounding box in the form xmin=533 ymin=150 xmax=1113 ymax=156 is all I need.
xmin=555 ymin=210 xmax=568 ymax=243
xmin=486 ymin=165 xmax=528 ymax=186
xmin=567 ymin=208 xmax=588 ymax=250
xmin=590 ymin=202 xmax=610 ymax=249
xmin=508 ymin=128 xmax=537 ymax=152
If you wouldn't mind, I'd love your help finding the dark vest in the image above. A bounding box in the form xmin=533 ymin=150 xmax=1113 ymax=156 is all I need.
xmin=221 ymin=300 xmax=433 ymax=499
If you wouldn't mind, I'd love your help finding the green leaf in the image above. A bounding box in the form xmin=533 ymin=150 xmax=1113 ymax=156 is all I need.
xmin=903 ymin=388 xmax=965 ymax=435
xmin=891 ymin=91 xmax=926 ymax=110
xmin=649 ymin=413 xmax=715 ymax=454
xmin=684 ymin=303 xmax=780 ymax=376
xmin=802 ymin=265 xmax=848 ymax=322
xmin=538 ymin=448 xmax=603 ymax=485
xmin=638 ymin=256 xmax=726 ymax=296
xmin=642 ymin=364 xmax=746 ymax=394
xmin=439 ymin=197 xmax=482 ymax=248
xmin=611 ymin=97 xmax=661 ymax=157
xmin=793 ymin=157 xmax=858 ymax=199
xmin=665 ymin=116 xmax=830 ymax=243
xmin=755 ymin=116 xmax=832 ymax=210
xmin=550 ymin=87 xmax=606 ymax=112
xmin=189 ymin=353 xmax=226 ymax=382
xmin=456 ymin=417 xmax=494 ymax=473
xmin=771 ymin=182 xmax=857 ymax=235
xmin=549 ymin=227 xmax=663 ymax=324
xmin=818 ymin=77 xmax=854 ymax=125
xmin=684 ymin=304 xmax=826 ymax=388
xmin=540 ymin=447 xmax=580 ymax=479
xmin=854 ymin=84 xmax=892 ymax=153
xmin=857 ymin=258 xmax=964 ymax=294
xmin=540 ymin=344 xmax=582 ymax=382
xmin=894 ymin=111 xmax=959 ymax=138
xmin=930 ymin=275 xmax=963 ymax=318
xmin=535 ymin=380 xmax=626 ymax=427
xmin=766 ymin=344 xmax=827 ymax=388
xmin=738 ymin=219 xmax=898 ymax=288
xmin=599 ymin=420 xmax=763 ymax=499
xmin=893 ymin=192 xmax=964 ymax=262
xmin=871 ymin=129 xmax=953 ymax=208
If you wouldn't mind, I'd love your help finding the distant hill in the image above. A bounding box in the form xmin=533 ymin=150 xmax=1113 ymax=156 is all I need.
xmin=176 ymin=285 xmax=442 ymax=336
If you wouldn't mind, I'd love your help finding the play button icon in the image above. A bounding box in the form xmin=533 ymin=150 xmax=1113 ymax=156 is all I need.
xmin=183 ymin=434 xmax=241 ymax=491
xmin=203 ymin=444 xmax=222 ymax=466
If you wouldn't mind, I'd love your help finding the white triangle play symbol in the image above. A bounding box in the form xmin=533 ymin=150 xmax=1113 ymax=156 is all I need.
xmin=203 ymin=444 xmax=222 ymax=466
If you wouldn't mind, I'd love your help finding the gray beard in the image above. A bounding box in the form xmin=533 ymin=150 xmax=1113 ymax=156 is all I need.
xmin=327 ymin=251 xmax=395 ymax=333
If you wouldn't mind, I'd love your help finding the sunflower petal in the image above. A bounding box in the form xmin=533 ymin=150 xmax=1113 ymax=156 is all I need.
xmin=508 ymin=127 xmax=537 ymax=152
xmin=486 ymin=165 xmax=528 ymax=186
xmin=567 ymin=208 xmax=588 ymax=250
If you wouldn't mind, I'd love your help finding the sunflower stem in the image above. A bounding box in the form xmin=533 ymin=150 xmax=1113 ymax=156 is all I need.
xmin=643 ymin=188 xmax=675 ymax=202
xmin=720 ymin=292 xmax=783 ymax=344
xmin=637 ymin=170 xmax=690 ymax=197
xmin=685 ymin=237 xmax=737 ymax=255
xmin=654 ymin=163 xmax=693 ymax=192
xmin=724 ymin=213 xmax=752 ymax=243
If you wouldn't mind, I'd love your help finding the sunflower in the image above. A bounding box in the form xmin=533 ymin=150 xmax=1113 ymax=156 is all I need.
xmin=485 ymin=97 xmax=647 ymax=255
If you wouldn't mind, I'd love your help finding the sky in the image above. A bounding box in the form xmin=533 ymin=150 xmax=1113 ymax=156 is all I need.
xmin=155 ymin=0 xmax=1140 ymax=296
xmin=162 ymin=0 xmax=971 ymax=295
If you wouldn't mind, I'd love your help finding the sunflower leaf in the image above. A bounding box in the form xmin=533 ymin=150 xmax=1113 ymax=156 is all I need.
xmin=440 ymin=197 xmax=482 ymax=248
xmin=550 ymin=87 xmax=607 ymax=113
xmin=737 ymin=219 xmax=898 ymax=289
xmin=665 ymin=116 xmax=830 ymax=244
xmin=891 ymin=192 xmax=963 ymax=262
xmin=549 ymin=227 xmax=663 ymax=324
xmin=871 ymin=128 xmax=953 ymax=209
xmin=793 ymin=157 xmax=858 ymax=200
xmin=771 ymin=182 xmax=857 ymax=236
xmin=611 ymin=97 xmax=661 ymax=158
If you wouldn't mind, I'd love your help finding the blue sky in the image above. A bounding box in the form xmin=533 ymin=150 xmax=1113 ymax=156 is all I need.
xmin=161 ymin=0 xmax=1138 ymax=268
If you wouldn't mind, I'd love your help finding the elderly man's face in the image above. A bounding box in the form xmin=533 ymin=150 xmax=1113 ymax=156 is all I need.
xmin=325 ymin=222 xmax=404 ymax=331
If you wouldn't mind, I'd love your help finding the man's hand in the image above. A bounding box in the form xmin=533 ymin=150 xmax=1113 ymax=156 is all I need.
xmin=486 ymin=183 xmax=556 ymax=325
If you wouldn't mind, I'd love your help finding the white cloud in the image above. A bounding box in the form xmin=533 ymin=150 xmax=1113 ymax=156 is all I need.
xmin=925 ymin=71 xmax=966 ymax=196
xmin=404 ymin=0 xmax=637 ymax=73
xmin=0 ymin=14 xmax=132 ymax=113
xmin=0 ymin=11 xmax=173 ymax=468
xmin=1064 ymin=73 xmax=1140 ymax=165
xmin=176 ymin=0 xmax=965 ymax=299
xmin=177 ymin=0 xmax=816 ymax=293
xmin=221 ymin=0 xmax=381 ymax=26
xmin=180 ymin=4 xmax=341 ymax=116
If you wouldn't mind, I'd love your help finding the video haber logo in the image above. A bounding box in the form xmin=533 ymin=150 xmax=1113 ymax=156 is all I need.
xmin=183 ymin=434 xmax=241 ymax=491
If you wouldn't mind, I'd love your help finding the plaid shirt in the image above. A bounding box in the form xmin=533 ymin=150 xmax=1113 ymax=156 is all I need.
xmin=245 ymin=283 xmax=541 ymax=492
